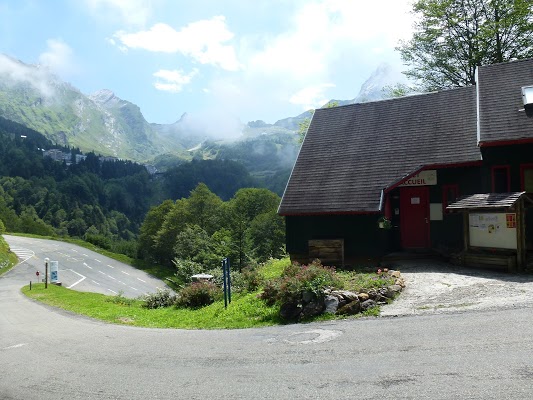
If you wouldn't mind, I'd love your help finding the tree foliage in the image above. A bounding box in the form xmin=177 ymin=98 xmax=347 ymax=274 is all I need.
xmin=398 ymin=0 xmax=533 ymax=90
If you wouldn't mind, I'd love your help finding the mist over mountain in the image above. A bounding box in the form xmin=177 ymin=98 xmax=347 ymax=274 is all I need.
xmin=0 ymin=54 xmax=403 ymax=170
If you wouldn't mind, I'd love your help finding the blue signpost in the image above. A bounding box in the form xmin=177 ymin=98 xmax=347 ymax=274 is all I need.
xmin=222 ymin=258 xmax=231 ymax=308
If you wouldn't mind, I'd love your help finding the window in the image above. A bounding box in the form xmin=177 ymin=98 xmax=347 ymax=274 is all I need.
xmin=442 ymin=184 xmax=459 ymax=213
xmin=491 ymin=165 xmax=510 ymax=193
xmin=521 ymin=164 xmax=533 ymax=192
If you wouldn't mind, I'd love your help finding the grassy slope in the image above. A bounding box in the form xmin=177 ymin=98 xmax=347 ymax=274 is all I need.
xmin=22 ymin=258 xmax=290 ymax=329
xmin=0 ymin=235 xmax=20 ymax=276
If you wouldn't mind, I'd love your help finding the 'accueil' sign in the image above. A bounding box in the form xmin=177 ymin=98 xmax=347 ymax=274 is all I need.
xmin=400 ymin=170 xmax=437 ymax=186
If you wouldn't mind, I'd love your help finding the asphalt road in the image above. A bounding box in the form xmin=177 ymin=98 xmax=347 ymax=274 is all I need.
xmin=3 ymin=235 xmax=166 ymax=298
xmin=1 ymin=237 xmax=533 ymax=399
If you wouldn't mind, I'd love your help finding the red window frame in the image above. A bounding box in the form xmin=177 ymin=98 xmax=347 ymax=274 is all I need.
xmin=520 ymin=163 xmax=533 ymax=191
xmin=491 ymin=165 xmax=511 ymax=192
xmin=442 ymin=184 xmax=459 ymax=213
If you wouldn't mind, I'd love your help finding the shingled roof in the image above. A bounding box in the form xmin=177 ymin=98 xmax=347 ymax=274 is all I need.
xmin=478 ymin=58 xmax=533 ymax=144
xmin=447 ymin=192 xmax=528 ymax=211
xmin=279 ymin=86 xmax=481 ymax=215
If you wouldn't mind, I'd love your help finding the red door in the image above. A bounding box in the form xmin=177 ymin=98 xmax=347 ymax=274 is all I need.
xmin=400 ymin=186 xmax=430 ymax=248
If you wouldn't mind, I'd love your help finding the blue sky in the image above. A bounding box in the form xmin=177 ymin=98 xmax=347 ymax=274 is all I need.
xmin=0 ymin=0 xmax=414 ymax=125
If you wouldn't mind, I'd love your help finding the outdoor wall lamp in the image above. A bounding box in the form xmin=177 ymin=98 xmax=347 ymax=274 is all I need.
xmin=522 ymin=86 xmax=533 ymax=117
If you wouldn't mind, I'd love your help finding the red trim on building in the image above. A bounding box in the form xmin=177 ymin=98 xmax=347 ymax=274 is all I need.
xmin=491 ymin=165 xmax=511 ymax=192
xmin=384 ymin=161 xmax=483 ymax=193
xmin=520 ymin=163 xmax=533 ymax=191
xmin=480 ymin=138 xmax=533 ymax=147
xmin=279 ymin=211 xmax=381 ymax=217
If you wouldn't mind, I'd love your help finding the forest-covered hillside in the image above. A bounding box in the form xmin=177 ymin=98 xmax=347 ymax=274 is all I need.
xmin=0 ymin=116 xmax=279 ymax=259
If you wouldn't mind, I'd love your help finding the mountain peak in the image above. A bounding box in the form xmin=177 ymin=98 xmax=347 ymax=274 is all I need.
xmin=89 ymin=89 xmax=119 ymax=106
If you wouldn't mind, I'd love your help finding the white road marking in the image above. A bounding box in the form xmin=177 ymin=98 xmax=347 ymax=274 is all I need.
xmin=71 ymin=249 xmax=78 ymax=253
xmin=118 ymin=281 xmax=126 ymax=285
xmin=67 ymin=270 xmax=86 ymax=289
xmin=136 ymin=277 xmax=146 ymax=283
xmin=107 ymin=289 xmax=117 ymax=294
xmin=83 ymin=263 xmax=93 ymax=270
xmin=2 ymin=343 xmax=28 ymax=350
xmin=9 ymin=247 xmax=35 ymax=264
xmin=82 ymin=254 xmax=89 ymax=257
xmin=98 ymin=270 xmax=106 ymax=275
xmin=121 ymin=271 xmax=130 ymax=276
xmin=91 ymin=280 xmax=101 ymax=286
xmin=284 ymin=329 xmax=343 ymax=345
xmin=94 ymin=259 xmax=102 ymax=263
xmin=130 ymin=287 xmax=139 ymax=291
xmin=107 ymin=275 xmax=117 ymax=281
xmin=107 ymin=264 xmax=114 ymax=269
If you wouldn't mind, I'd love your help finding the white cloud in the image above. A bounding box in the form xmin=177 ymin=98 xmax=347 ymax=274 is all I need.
xmin=289 ymin=83 xmax=336 ymax=110
xmin=38 ymin=39 xmax=76 ymax=77
xmin=153 ymin=68 xmax=198 ymax=93
xmin=84 ymin=0 xmax=152 ymax=26
xmin=113 ymin=16 xmax=241 ymax=71
xmin=0 ymin=54 xmax=55 ymax=97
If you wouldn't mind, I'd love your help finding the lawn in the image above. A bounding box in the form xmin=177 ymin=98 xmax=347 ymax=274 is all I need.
xmin=21 ymin=257 xmax=394 ymax=329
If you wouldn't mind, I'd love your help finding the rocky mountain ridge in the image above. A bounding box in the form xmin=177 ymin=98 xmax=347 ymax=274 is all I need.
xmin=0 ymin=54 xmax=402 ymax=164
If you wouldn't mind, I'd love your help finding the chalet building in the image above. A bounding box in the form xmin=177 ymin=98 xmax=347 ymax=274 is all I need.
xmin=279 ymin=58 xmax=533 ymax=271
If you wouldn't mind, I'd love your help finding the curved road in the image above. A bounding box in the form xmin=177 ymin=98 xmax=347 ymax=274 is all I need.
xmin=3 ymin=235 xmax=166 ymax=298
xmin=1 ymin=236 xmax=533 ymax=399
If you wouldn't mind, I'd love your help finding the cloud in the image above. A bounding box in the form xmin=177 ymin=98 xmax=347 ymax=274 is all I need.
xmin=219 ymin=0 xmax=415 ymax=117
xmin=113 ymin=16 xmax=241 ymax=71
xmin=38 ymin=39 xmax=76 ymax=77
xmin=84 ymin=0 xmax=152 ymax=26
xmin=0 ymin=54 xmax=55 ymax=97
xmin=289 ymin=83 xmax=336 ymax=110
xmin=153 ymin=68 xmax=198 ymax=93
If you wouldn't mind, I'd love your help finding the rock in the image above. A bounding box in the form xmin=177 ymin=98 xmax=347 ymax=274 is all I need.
xmin=395 ymin=278 xmax=406 ymax=288
xmin=324 ymin=295 xmax=339 ymax=314
xmin=302 ymin=290 xmax=315 ymax=303
xmin=300 ymin=300 xmax=325 ymax=319
xmin=280 ymin=302 xmax=302 ymax=321
xmin=337 ymin=298 xmax=361 ymax=315
xmin=358 ymin=292 xmax=370 ymax=301
xmin=391 ymin=270 xmax=401 ymax=278
xmin=361 ymin=299 xmax=377 ymax=311
xmin=386 ymin=285 xmax=403 ymax=298
xmin=332 ymin=290 xmax=359 ymax=302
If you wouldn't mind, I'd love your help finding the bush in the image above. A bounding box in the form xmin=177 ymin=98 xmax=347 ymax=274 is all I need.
xmin=85 ymin=234 xmax=112 ymax=250
xmin=0 ymin=219 xmax=5 ymax=234
xmin=259 ymin=260 xmax=341 ymax=306
xmin=227 ymin=265 xmax=263 ymax=294
xmin=170 ymin=258 xmax=205 ymax=288
xmin=176 ymin=281 xmax=222 ymax=309
xmin=141 ymin=288 xmax=177 ymax=309
xmin=107 ymin=291 xmax=135 ymax=306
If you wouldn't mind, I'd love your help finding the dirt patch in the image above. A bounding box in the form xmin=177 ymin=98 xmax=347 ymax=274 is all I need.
xmin=380 ymin=260 xmax=533 ymax=317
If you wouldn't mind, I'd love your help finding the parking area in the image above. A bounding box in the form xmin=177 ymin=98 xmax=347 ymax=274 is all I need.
xmin=380 ymin=259 xmax=533 ymax=317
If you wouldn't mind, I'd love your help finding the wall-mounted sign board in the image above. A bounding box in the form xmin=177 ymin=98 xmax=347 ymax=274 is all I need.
xmin=400 ymin=170 xmax=437 ymax=187
xmin=469 ymin=213 xmax=517 ymax=249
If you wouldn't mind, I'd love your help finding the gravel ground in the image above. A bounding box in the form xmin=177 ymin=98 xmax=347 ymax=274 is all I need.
xmin=380 ymin=259 xmax=533 ymax=317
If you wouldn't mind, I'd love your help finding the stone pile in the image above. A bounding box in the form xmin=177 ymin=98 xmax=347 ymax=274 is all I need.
xmin=279 ymin=270 xmax=405 ymax=321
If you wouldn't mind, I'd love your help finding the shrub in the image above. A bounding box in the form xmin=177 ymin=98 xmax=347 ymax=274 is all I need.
xmin=85 ymin=234 xmax=112 ymax=250
xmin=170 ymin=258 xmax=205 ymax=288
xmin=0 ymin=219 xmax=5 ymax=234
xmin=176 ymin=281 xmax=222 ymax=309
xmin=107 ymin=291 xmax=135 ymax=306
xmin=141 ymin=288 xmax=177 ymax=309
xmin=259 ymin=260 xmax=341 ymax=306
xmin=228 ymin=265 xmax=263 ymax=294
